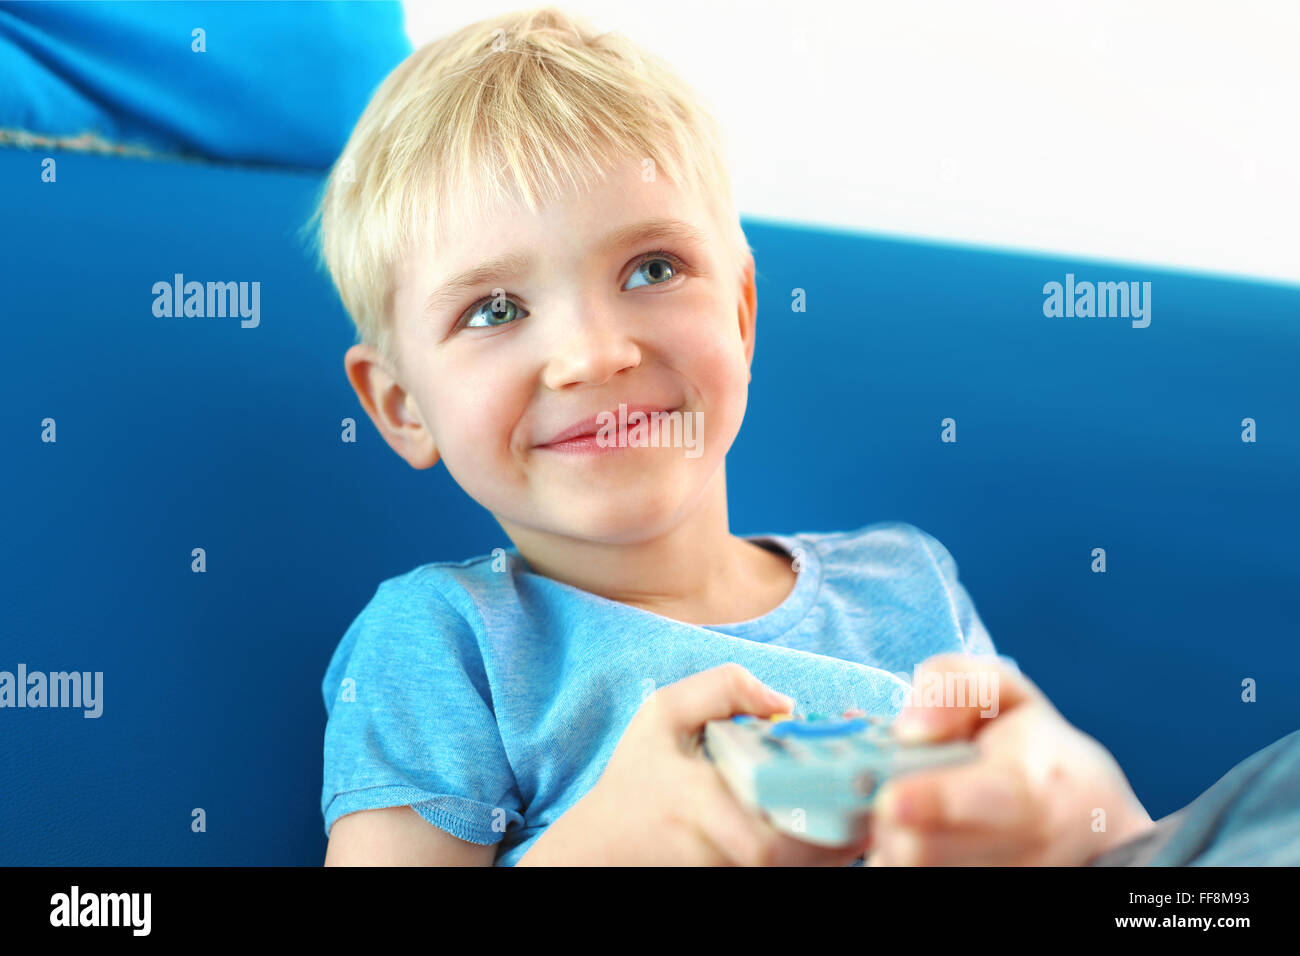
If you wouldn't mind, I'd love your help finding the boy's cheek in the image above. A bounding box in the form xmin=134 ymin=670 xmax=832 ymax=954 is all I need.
xmin=439 ymin=444 xmax=526 ymax=514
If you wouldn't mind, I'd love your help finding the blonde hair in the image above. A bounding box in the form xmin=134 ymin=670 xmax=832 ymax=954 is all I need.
xmin=301 ymin=6 xmax=750 ymax=371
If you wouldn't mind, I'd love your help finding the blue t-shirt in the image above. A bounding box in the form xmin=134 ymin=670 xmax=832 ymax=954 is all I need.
xmin=320 ymin=521 xmax=1002 ymax=865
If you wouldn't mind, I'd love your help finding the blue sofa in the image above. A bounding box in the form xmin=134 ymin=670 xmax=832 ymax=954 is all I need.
xmin=2 ymin=144 xmax=1296 ymax=864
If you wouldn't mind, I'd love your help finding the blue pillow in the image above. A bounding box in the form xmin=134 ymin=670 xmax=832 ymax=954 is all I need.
xmin=0 ymin=0 xmax=411 ymax=169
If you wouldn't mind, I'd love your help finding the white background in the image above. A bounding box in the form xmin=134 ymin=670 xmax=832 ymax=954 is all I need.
xmin=402 ymin=1 xmax=1300 ymax=285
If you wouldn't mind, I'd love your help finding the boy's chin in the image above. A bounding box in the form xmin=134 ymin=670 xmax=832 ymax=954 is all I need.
xmin=562 ymin=500 xmax=686 ymax=543
xmin=534 ymin=487 xmax=698 ymax=544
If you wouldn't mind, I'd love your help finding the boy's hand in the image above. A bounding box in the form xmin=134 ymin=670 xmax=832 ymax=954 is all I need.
xmin=518 ymin=663 xmax=873 ymax=866
xmin=867 ymin=654 xmax=1156 ymax=866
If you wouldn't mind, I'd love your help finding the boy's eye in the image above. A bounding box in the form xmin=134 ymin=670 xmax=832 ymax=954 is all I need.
xmin=464 ymin=298 xmax=527 ymax=328
xmin=457 ymin=252 xmax=684 ymax=330
xmin=623 ymin=255 xmax=678 ymax=290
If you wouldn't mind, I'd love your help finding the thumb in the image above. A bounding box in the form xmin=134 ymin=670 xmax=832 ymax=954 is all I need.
xmin=656 ymin=663 xmax=795 ymax=736
xmin=892 ymin=653 xmax=1038 ymax=743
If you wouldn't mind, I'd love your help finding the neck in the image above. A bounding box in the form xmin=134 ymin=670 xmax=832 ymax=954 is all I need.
xmin=497 ymin=463 xmax=786 ymax=625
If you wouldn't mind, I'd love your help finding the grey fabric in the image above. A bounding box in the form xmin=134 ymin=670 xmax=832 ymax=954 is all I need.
xmin=1091 ymin=728 xmax=1300 ymax=866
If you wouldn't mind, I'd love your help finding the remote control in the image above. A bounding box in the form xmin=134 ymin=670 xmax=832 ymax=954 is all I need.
xmin=703 ymin=710 xmax=979 ymax=847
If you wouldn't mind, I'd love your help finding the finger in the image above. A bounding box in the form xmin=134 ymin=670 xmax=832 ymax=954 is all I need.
xmin=686 ymin=762 xmax=787 ymax=866
xmin=654 ymin=663 xmax=794 ymax=741
xmin=759 ymin=806 xmax=876 ymax=866
xmin=870 ymin=824 xmax=1028 ymax=866
xmin=768 ymin=829 xmax=875 ymax=867
xmin=893 ymin=653 xmax=1041 ymax=743
xmin=874 ymin=760 xmax=1033 ymax=830
xmin=691 ymin=764 xmax=867 ymax=867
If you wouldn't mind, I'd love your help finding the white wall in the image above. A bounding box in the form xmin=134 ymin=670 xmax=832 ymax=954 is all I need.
xmin=402 ymin=0 xmax=1300 ymax=285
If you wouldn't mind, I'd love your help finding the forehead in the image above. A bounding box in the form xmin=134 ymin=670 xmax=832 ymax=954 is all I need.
xmin=439 ymin=160 xmax=712 ymax=260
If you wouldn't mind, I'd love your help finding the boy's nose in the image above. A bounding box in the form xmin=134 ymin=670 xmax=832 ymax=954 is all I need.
xmin=539 ymin=309 xmax=643 ymax=389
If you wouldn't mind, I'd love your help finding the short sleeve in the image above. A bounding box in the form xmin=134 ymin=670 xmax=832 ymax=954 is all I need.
xmin=320 ymin=571 xmax=525 ymax=845
xmin=911 ymin=527 xmax=999 ymax=657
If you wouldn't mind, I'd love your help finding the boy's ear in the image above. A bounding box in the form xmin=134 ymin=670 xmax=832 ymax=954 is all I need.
xmin=738 ymin=250 xmax=758 ymax=381
xmin=343 ymin=344 xmax=441 ymax=470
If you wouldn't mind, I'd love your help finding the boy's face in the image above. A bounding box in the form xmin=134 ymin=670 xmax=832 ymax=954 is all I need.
xmin=363 ymin=162 xmax=757 ymax=544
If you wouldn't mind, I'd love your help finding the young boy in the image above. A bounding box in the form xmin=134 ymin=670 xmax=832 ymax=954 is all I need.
xmin=310 ymin=6 xmax=1158 ymax=866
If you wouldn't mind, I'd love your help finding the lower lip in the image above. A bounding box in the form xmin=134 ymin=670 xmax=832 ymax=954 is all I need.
xmin=534 ymin=434 xmax=626 ymax=456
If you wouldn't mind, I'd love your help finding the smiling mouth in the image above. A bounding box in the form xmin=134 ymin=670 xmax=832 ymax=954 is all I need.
xmin=534 ymin=405 xmax=683 ymax=455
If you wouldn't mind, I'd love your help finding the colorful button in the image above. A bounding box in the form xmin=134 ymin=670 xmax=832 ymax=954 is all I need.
xmin=770 ymin=717 xmax=869 ymax=738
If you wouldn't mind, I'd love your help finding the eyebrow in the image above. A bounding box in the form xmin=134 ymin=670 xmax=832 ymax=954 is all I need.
xmin=422 ymin=217 xmax=710 ymax=317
